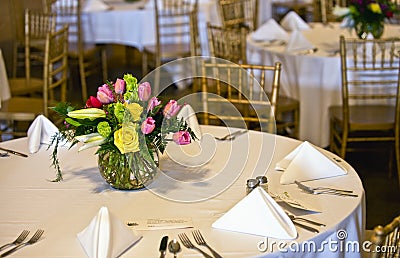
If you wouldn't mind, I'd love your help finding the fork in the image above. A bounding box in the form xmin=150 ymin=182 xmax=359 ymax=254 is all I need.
xmin=295 ymin=181 xmax=354 ymax=194
xmin=178 ymin=233 xmax=213 ymax=258
xmin=0 ymin=230 xmax=30 ymax=251
xmin=214 ymin=130 xmax=247 ymax=141
xmin=0 ymin=229 xmax=44 ymax=257
xmin=192 ymin=230 xmax=222 ymax=258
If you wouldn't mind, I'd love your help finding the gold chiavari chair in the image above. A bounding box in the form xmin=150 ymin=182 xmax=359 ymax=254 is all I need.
xmin=45 ymin=0 xmax=108 ymax=101
xmin=217 ymin=0 xmax=258 ymax=31
xmin=329 ymin=36 xmax=400 ymax=186
xmin=142 ymin=0 xmax=200 ymax=74
xmin=367 ymin=214 xmax=400 ymax=258
xmin=0 ymin=25 xmax=69 ymax=140
xmin=8 ymin=9 xmax=56 ymax=97
xmin=200 ymin=58 xmax=281 ymax=133
xmin=272 ymin=0 xmax=317 ymax=23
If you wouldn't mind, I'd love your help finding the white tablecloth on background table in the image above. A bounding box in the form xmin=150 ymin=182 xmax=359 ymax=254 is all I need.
xmin=0 ymin=49 xmax=11 ymax=108
xmin=0 ymin=125 xmax=365 ymax=257
xmin=247 ymin=23 xmax=400 ymax=147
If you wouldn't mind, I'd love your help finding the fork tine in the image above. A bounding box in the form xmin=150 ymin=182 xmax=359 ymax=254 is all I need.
xmin=29 ymin=229 xmax=44 ymax=243
xmin=16 ymin=230 xmax=30 ymax=243
xmin=192 ymin=230 xmax=203 ymax=245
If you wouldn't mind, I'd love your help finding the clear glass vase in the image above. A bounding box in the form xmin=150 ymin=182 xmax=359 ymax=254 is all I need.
xmin=354 ymin=20 xmax=384 ymax=39
xmin=98 ymin=146 xmax=158 ymax=190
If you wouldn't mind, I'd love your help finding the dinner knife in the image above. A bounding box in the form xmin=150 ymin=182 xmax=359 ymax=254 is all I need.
xmin=292 ymin=221 xmax=320 ymax=233
xmin=0 ymin=147 xmax=28 ymax=158
xmin=159 ymin=235 xmax=168 ymax=258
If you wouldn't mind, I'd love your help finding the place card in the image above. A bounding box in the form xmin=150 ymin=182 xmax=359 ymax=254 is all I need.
xmin=127 ymin=217 xmax=194 ymax=230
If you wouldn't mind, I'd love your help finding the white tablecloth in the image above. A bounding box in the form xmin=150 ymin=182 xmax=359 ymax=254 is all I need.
xmin=0 ymin=125 xmax=365 ymax=257
xmin=83 ymin=0 xmax=273 ymax=55
xmin=0 ymin=49 xmax=11 ymax=108
xmin=247 ymin=23 xmax=400 ymax=147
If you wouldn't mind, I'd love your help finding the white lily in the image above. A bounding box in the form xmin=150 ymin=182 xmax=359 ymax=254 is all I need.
xmin=67 ymin=108 xmax=106 ymax=120
xmin=75 ymin=133 xmax=106 ymax=151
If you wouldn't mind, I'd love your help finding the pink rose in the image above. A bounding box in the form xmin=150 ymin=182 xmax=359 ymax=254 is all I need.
xmin=97 ymin=84 xmax=114 ymax=104
xmin=85 ymin=96 xmax=102 ymax=108
xmin=138 ymin=82 xmax=151 ymax=101
xmin=147 ymin=97 xmax=161 ymax=112
xmin=114 ymin=78 xmax=126 ymax=94
xmin=172 ymin=131 xmax=191 ymax=145
xmin=163 ymin=100 xmax=181 ymax=119
xmin=141 ymin=117 xmax=156 ymax=134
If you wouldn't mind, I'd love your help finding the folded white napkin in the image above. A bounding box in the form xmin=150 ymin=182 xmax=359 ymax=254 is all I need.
xmin=83 ymin=0 xmax=111 ymax=12
xmin=77 ymin=207 xmax=142 ymax=258
xmin=280 ymin=11 xmax=311 ymax=31
xmin=276 ymin=141 xmax=347 ymax=185
xmin=27 ymin=115 xmax=60 ymax=154
xmin=177 ymin=104 xmax=202 ymax=140
xmin=251 ymin=19 xmax=289 ymax=42
xmin=285 ymin=30 xmax=315 ymax=53
xmin=212 ymin=187 xmax=297 ymax=239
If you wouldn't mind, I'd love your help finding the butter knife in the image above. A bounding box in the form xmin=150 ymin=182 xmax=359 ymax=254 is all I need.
xmin=159 ymin=235 xmax=168 ymax=258
xmin=0 ymin=147 xmax=28 ymax=158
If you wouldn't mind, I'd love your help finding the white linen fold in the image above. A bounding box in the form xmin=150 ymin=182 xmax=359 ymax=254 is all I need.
xmin=212 ymin=187 xmax=297 ymax=239
xmin=77 ymin=207 xmax=142 ymax=258
xmin=83 ymin=0 xmax=112 ymax=12
xmin=177 ymin=104 xmax=202 ymax=140
xmin=280 ymin=11 xmax=311 ymax=31
xmin=27 ymin=115 xmax=60 ymax=154
xmin=285 ymin=30 xmax=315 ymax=53
xmin=276 ymin=141 xmax=347 ymax=184
xmin=251 ymin=19 xmax=289 ymax=42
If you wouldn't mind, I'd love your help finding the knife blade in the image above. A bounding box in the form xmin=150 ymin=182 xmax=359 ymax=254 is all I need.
xmin=159 ymin=235 xmax=168 ymax=258
xmin=292 ymin=220 xmax=320 ymax=233
xmin=0 ymin=147 xmax=28 ymax=158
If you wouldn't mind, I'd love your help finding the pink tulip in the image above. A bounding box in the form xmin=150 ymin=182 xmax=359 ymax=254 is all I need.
xmin=163 ymin=100 xmax=181 ymax=119
xmin=141 ymin=117 xmax=156 ymax=134
xmin=85 ymin=96 xmax=102 ymax=108
xmin=172 ymin=131 xmax=191 ymax=145
xmin=114 ymin=78 xmax=126 ymax=94
xmin=138 ymin=82 xmax=152 ymax=101
xmin=147 ymin=97 xmax=161 ymax=112
xmin=97 ymin=84 xmax=114 ymax=104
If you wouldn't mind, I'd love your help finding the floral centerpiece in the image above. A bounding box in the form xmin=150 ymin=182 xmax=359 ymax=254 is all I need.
xmin=333 ymin=0 xmax=399 ymax=39
xmin=50 ymin=74 xmax=196 ymax=190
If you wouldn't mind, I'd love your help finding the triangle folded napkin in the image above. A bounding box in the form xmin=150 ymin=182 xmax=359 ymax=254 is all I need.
xmin=177 ymin=104 xmax=202 ymax=140
xmin=280 ymin=11 xmax=311 ymax=31
xmin=251 ymin=19 xmax=289 ymax=42
xmin=83 ymin=0 xmax=112 ymax=12
xmin=285 ymin=30 xmax=315 ymax=53
xmin=27 ymin=115 xmax=61 ymax=154
xmin=77 ymin=207 xmax=142 ymax=258
xmin=212 ymin=187 xmax=297 ymax=239
xmin=276 ymin=141 xmax=347 ymax=185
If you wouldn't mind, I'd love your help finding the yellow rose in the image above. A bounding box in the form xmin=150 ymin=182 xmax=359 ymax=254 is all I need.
xmin=124 ymin=103 xmax=143 ymax=122
xmin=369 ymin=3 xmax=382 ymax=14
xmin=114 ymin=123 xmax=140 ymax=154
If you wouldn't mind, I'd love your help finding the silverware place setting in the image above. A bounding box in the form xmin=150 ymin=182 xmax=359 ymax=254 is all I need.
xmin=0 ymin=229 xmax=44 ymax=257
xmin=214 ymin=130 xmax=247 ymax=141
xmin=295 ymin=181 xmax=358 ymax=197
xmin=178 ymin=232 xmax=218 ymax=258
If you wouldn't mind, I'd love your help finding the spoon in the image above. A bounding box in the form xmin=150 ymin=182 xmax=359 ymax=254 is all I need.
xmin=168 ymin=239 xmax=181 ymax=258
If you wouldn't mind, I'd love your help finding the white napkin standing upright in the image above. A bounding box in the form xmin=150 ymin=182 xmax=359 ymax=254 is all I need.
xmin=27 ymin=115 xmax=60 ymax=154
xmin=276 ymin=141 xmax=347 ymax=185
xmin=177 ymin=104 xmax=202 ymax=140
xmin=251 ymin=19 xmax=289 ymax=42
xmin=83 ymin=0 xmax=112 ymax=12
xmin=280 ymin=11 xmax=311 ymax=31
xmin=212 ymin=187 xmax=297 ymax=239
xmin=77 ymin=207 xmax=142 ymax=258
xmin=285 ymin=30 xmax=315 ymax=53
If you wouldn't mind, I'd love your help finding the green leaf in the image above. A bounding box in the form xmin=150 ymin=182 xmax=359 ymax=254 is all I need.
xmin=65 ymin=118 xmax=82 ymax=127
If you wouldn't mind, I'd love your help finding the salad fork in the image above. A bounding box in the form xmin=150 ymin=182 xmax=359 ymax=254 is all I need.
xmin=0 ymin=229 xmax=44 ymax=257
xmin=0 ymin=230 xmax=30 ymax=251
xmin=192 ymin=230 xmax=222 ymax=258
xmin=178 ymin=233 xmax=213 ymax=258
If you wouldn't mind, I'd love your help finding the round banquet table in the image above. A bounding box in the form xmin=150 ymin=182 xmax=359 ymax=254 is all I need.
xmin=0 ymin=125 xmax=365 ymax=257
xmin=247 ymin=22 xmax=400 ymax=148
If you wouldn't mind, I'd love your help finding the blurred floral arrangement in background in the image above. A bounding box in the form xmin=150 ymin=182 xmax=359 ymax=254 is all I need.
xmin=50 ymin=74 xmax=196 ymax=183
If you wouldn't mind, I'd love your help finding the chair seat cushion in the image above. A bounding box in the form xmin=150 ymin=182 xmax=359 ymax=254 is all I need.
xmin=9 ymin=78 xmax=43 ymax=96
xmin=329 ymin=105 xmax=395 ymax=131
xmin=0 ymin=97 xmax=43 ymax=121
